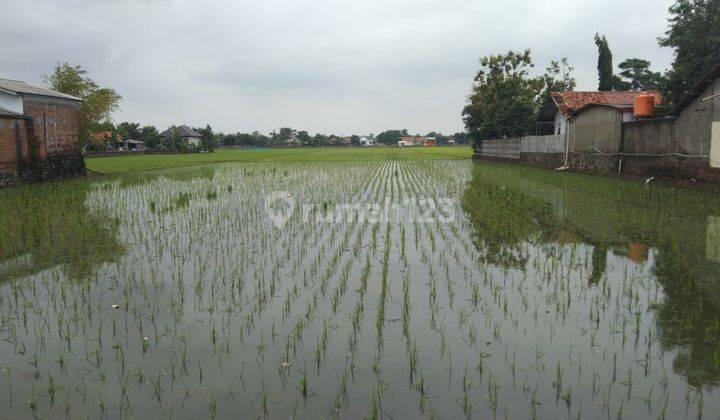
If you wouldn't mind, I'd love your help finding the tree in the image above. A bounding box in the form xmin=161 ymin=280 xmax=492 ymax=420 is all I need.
xmin=140 ymin=125 xmax=161 ymax=149
xmin=617 ymin=58 xmax=665 ymax=91
xmin=452 ymin=132 xmax=469 ymax=145
xmin=116 ymin=122 xmax=141 ymax=140
xmin=44 ymin=63 xmax=122 ymax=146
xmin=297 ymin=131 xmax=311 ymax=145
xmin=594 ymin=34 xmax=616 ymax=91
xmin=271 ymin=127 xmax=295 ymax=145
xmin=196 ymin=124 xmax=217 ymax=152
xmin=537 ymin=57 xmax=577 ymax=111
xmin=312 ymin=133 xmax=329 ymax=146
xmin=659 ymin=0 xmax=720 ymax=103
xmin=376 ymin=130 xmax=408 ymax=145
xmin=165 ymin=127 xmax=189 ymax=153
xmin=462 ymin=50 xmax=545 ymax=144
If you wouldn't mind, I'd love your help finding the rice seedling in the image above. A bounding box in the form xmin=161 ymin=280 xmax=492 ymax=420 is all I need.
xmin=0 ymin=159 xmax=717 ymax=418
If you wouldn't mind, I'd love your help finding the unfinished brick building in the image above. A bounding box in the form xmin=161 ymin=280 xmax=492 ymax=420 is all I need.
xmin=0 ymin=78 xmax=85 ymax=185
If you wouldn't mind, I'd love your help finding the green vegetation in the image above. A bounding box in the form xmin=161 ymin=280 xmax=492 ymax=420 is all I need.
xmin=462 ymin=50 xmax=575 ymax=143
xmin=86 ymin=146 xmax=473 ymax=174
xmin=660 ymin=0 xmax=720 ymax=103
xmin=594 ymin=33 xmax=616 ymax=91
xmin=618 ymin=58 xmax=665 ymax=91
xmin=44 ymin=63 xmax=122 ymax=148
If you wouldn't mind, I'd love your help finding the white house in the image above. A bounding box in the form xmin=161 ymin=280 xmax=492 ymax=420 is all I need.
xmin=360 ymin=136 xmax=374 ymax=146
xmin=161 ymin=125 xmax=203 ymax=147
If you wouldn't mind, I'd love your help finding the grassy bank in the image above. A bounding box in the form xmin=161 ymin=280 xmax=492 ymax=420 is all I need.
xmin=86 ymin=146 xmax=472 ymax=174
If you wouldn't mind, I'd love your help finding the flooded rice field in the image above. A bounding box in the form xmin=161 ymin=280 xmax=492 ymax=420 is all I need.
xmin=1 ymin=160 xmax=720 ymax=419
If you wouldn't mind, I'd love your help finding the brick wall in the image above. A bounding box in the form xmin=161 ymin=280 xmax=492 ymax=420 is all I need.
xmin=22 ymin=96 xmax=81 ymax=158
xmin=0 ymin=96 xmax=84 ymax=186
xmin=0 ymin=116 xmax=28 ymax=171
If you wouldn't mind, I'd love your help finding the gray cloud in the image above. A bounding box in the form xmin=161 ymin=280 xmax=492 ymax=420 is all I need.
xmin=1 ymin=0 xmax=675 ymax=135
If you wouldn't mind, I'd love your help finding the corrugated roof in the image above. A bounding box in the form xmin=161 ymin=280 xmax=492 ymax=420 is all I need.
xmin=0 ymin=78 xmax=82 ymax=101
xmin=551 ymin=91 xmax=662 ymax=117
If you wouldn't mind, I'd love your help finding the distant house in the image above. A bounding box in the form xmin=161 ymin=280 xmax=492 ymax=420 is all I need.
xmin=90 ymin=130 xmax=122 ymax=145
xmin=360 ymin=136 xmax=374 ymax=146
xmin=161 ymin=125 xmax=203 ymax=147
xmin=0 ymin=77 xmax=84 ymax=183
xmin=398 ymin=136 xmax=436 ymax=146
xmin=340 ymin=136 xmax=352 ymax=146
xmin=285 ymin=132 xmax=302 ymax=147
xmin=121 ymin=139 xmax=145 ymax=151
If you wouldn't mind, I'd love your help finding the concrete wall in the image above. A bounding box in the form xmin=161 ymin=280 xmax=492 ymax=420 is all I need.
xmin=476 ymin=139 xmax=520 ymax=160
xmin=569 ymin=106 xmax=623 ymax=153
xmin=675 ymin=79 xmax=718 ymax=156
xmin=622 ymin=119 xmax=676 ymax=155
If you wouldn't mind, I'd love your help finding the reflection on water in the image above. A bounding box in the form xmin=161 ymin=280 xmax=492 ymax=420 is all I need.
xmin=1 ymin=160 xmax=720 ymax=419
xmin=463 ymin=161 xmax=720 ymax=388
xmin=0 ymin=180 xmax=122 ymax=282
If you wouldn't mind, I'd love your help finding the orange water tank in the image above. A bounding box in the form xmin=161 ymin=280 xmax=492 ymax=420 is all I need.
xmin=634 ymin=93 xmax=655 ymax=118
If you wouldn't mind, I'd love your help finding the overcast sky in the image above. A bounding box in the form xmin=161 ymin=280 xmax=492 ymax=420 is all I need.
xmin=1 ymin=0 xmax=676 ymax=135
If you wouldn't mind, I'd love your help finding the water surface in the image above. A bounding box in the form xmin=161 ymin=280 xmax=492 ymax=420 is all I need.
xmin=0 ymin=160 xmax=719 ymax=419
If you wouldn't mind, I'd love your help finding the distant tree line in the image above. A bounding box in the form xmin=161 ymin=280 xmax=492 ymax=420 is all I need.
xmin=218 ymin=128 xmax=469 ymax=147
xmin=463 ymin=0 xmax=720 ymax=144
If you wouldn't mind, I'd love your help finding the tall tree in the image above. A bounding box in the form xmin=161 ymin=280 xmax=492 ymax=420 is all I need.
xmin=659 ymin=0 xmax=720 ymax=103
xmin=617 ymin=58 xmax=665 ymax=91
xmin=462 ymin=50 xmax=545 ymax=144
xmin=594 ymin=34 xmax=615 ymax=91
xmin=196 ymin=124 xmax=217 ymax=152
xmin=44 ymin=63 xmax=122 ymax=146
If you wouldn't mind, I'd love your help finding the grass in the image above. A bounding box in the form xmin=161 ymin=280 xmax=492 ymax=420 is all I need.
xmin=86 ymin=146 xmax=473 ymax=174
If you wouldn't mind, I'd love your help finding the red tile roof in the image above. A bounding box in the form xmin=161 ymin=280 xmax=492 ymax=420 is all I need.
xmin=551 ymin=91 xmax=663 ymax=117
